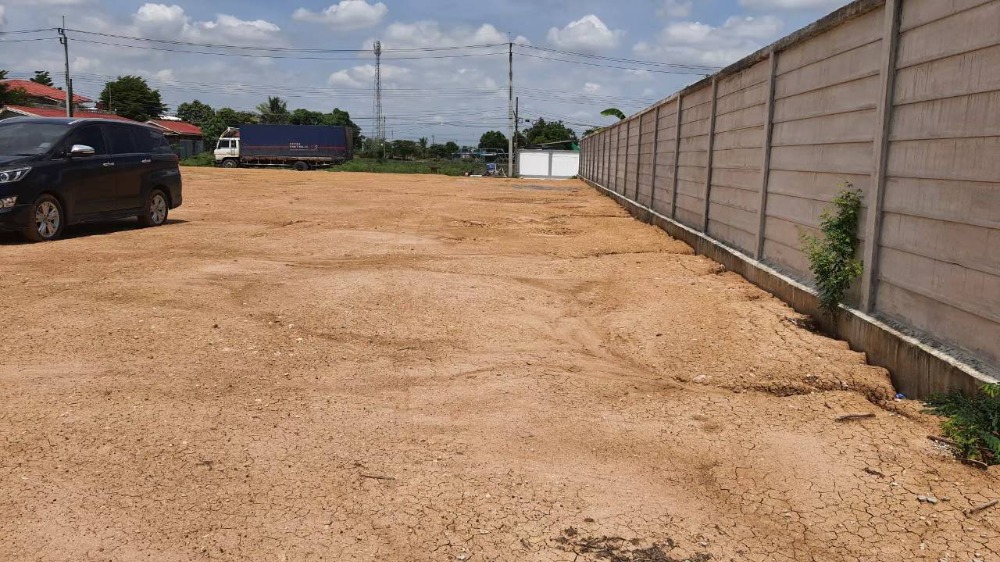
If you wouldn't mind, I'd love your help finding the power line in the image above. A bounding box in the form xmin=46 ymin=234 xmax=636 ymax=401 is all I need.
xmin=0 ymin=28 xmax=57 ymax=35
xmin=517 ymin=44 xmax=720 ymax=72
xmin=64 ymin=29 xmax=506 ymax=54
xmin=0 ymin=36 xmax=59 ymax=43
xmin=516 ymin=51 xmax=711 ymax=75
xmin=69 ymin=38 xmax=509 ymax=61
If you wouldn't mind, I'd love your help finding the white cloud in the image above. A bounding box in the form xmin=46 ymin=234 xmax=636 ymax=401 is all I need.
xmin=0 ymin=6 xmax=6 ymax=27
xmin=547 ymin=15 xmax=622 ymax=52
xmin=328 ymin=64 xmax=409 ymax=88
xmin=375 ymin=20 xmax=527 ymax=50
xmin=292 ymin=0 xmax=387 ymax=30
xmin=133 ymin=3 xmax=282 ymax=46
xmin=634 ymin=15 xmax=784 ymax=67
xmin=583 ymin=82 xmax=601 ymax=94
xmin=739 ymin=0 xmax=845 ymax=10
xmin=658 ymin=0 xmax=693 ymax=18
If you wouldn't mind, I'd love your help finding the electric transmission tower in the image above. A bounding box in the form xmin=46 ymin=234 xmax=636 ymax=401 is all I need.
xmin=372 ymin=40 xmax=385 ymax=157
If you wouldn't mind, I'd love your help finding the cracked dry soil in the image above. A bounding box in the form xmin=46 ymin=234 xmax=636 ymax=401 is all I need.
xmin=0 ymin=168 xmax=997 ymax=562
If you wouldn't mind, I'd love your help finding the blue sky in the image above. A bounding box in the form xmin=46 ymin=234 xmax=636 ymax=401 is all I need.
xmin=1 ymin=0 xmax=848 ymax=145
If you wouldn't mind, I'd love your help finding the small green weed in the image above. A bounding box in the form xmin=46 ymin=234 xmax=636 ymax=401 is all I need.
xmin=925 ymin=383 xmax=1000 ymax=465
xmin=801 ymin=184 xmax=864 ymax=314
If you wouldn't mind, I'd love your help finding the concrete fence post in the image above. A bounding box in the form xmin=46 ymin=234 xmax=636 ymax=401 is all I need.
xmin=649 ymin=105 xmax=661 ymax=209
xmin=635 ymin=113 xmax=643 ymax=202
xmin=702 ymin=77 xmax=719 ymax=233
xmin=755 ymin=50 xmax=778 ymax=260
xmin=670 ymin=95 xmax=683 ymax=219
xmin=623 ymin=119 xmax=631 ymax=197
xmin=861 ymin=0 xmax=902 ymax=312
xmin=604 ymin=128 xmax=610 ymax=186
xmin=619 ymin=122 xmax=627 ymax=194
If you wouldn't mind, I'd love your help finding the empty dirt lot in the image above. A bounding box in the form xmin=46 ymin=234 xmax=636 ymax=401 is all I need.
xmin=1 ymin=168 xmax=997 ymax=561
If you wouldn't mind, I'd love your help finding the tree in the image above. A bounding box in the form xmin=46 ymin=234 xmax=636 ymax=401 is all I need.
xmin=444 ymin=141 xmax=460 ymax=154
xmin=418 ymin=137 xmax=428 ymax=158
xmin=324 ymin=108 xmax=363 ymax=148
xmin=582 ymin=127 xmax=601 ymax=137
xmin=256 ymin=96 xmax=289 ymax=124
xmin=601 ymin=107 xmax=626 ymax=121
xmin=390 ymin=139 xmax=419 ymax=160
xmin=428 ymin=143 xmax=449 ymax=159
xmin=0 ymin=70 xmax=29 ymax=106
xmin=522 ymin=118 xmax=577 ymax=146
xmin=177 ymin=100 xmax=215 ymax=126
xmin=478 ymin=130 xmax=508 ymax=151
xmin=200 ymin=107 xmax=257 ymax=148
xmin=289 ymin=108 xmax=324 ymax=126
xmin=100 ymin=76 xmax=167 ymax=121
xmin=30 ymin=71 xmax=55 ymax=87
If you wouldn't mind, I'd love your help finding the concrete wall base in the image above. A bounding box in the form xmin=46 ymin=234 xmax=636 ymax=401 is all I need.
xmin=584 ymin=178 xmax=998 ymax=398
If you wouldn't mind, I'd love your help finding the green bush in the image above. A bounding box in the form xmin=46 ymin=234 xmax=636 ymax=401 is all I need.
xmin=925 ymin=383 xmax=1000 ymax=465
xmin=801 ymin=184 xmax=864 ymax=314
xmin=180 ymin=152 xmax=215 ymax=167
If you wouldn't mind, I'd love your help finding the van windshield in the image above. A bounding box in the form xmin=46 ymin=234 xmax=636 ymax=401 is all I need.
xmin=0 ymin=122 xmax=70 ymax=156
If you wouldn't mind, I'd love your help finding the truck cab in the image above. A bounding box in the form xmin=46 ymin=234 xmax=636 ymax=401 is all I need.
xmin=214 ymin=128 xmax=241 ymax=168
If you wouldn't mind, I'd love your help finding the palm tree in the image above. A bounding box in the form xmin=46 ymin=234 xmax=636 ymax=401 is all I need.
xmin=256 ymin=96 xmax=289 ymax=124
xmin=601 ymin=107 xmax=627 ymax=121
xmin=418 ymin=137 xmax=428 ymax=158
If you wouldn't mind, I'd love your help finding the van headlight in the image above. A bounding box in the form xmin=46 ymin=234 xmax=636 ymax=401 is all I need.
xmin=0 ymin=167 xmax=31 ymax=184
xmin=1 ymin=196 xmax=16 ymax=208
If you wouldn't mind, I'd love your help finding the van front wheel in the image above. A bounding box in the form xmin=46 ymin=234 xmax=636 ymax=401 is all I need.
xmin=22 ymin=195 xmax=64 ymax=242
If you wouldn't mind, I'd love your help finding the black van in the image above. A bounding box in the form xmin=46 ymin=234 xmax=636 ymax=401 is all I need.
xmin=0 ymin=116 xmax=183 ymax=242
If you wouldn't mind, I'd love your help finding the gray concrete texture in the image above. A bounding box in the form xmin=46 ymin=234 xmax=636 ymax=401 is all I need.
xmin=580 ymin=0 xmax=1000 ymax=392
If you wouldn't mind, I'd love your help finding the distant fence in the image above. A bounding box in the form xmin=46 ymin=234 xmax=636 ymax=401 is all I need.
xmin=518 ymin=150 xmax=580 ymax=179
xmin=580 ymin=0 xmax=1000 ymax=389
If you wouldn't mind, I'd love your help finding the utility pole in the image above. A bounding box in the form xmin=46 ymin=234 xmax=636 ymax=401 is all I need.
xmin=514 ymin=96 xmax=520 ymax=177
xmin=58 ymin=19 xmax=73 ymax=118
xmin=508 ymin=40 xmax=514 ymax=177
xmin=373 ymin=40 xmax=384 ymax=159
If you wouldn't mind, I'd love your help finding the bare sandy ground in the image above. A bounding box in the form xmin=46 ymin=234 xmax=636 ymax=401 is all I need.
xmin=0 ymin=168 xmax=996 ymax=561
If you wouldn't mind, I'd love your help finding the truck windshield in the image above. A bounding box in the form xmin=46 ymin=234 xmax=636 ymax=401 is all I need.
xmin=0 ymin=122 xmax=70 ymax=156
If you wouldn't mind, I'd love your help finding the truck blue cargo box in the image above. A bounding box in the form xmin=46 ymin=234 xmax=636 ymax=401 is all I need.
xmin=240 ymin=124 xmax=352 ymax=160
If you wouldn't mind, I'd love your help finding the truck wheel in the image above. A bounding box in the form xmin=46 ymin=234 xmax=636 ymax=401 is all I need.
xmin=222 ymin=159 xmax=239 ymax=169
xmin=293 ymin=161 xmax=309 ymax=171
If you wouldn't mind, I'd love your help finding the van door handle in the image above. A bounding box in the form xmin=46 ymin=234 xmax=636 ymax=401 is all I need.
xmin=102 ymin=162 xmax=115 ymax=167
xmin=141 ymin=159 xmax=152 ymax=164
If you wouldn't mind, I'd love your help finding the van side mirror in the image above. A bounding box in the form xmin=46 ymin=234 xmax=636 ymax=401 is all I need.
xmin=69 ymin=144 xmax=95 ymax=157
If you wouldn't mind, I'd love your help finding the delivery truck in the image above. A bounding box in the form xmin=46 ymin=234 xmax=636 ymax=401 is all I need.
xmin=214 ymin=124 xmax=353 ymax=170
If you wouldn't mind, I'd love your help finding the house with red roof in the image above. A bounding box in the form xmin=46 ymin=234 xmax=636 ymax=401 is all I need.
xmin=1 ymin=79 xmax=91 ymax=108
xmin=146 ymin=118 xmax=203 ymax=141
xmin=0 ymin=104 xmax=139 ymax=122
xmin=146 ymin=118 xmax=205 ymax=158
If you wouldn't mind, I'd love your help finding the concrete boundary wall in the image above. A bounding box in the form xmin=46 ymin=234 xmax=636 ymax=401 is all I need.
xmin=579 ymin=0 xmax=1000 ymax=396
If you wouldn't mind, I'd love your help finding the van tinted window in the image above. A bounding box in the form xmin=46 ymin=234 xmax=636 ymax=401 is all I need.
xmin=107 ymin=125 xmax=138 ymax=154
xmin=65 ymin=126 xmax=108 ymax=155
xmin=134 ymin=128 xmax=174 ymax=154
xmin=0 ymin=122 xmax=68 ymax=156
